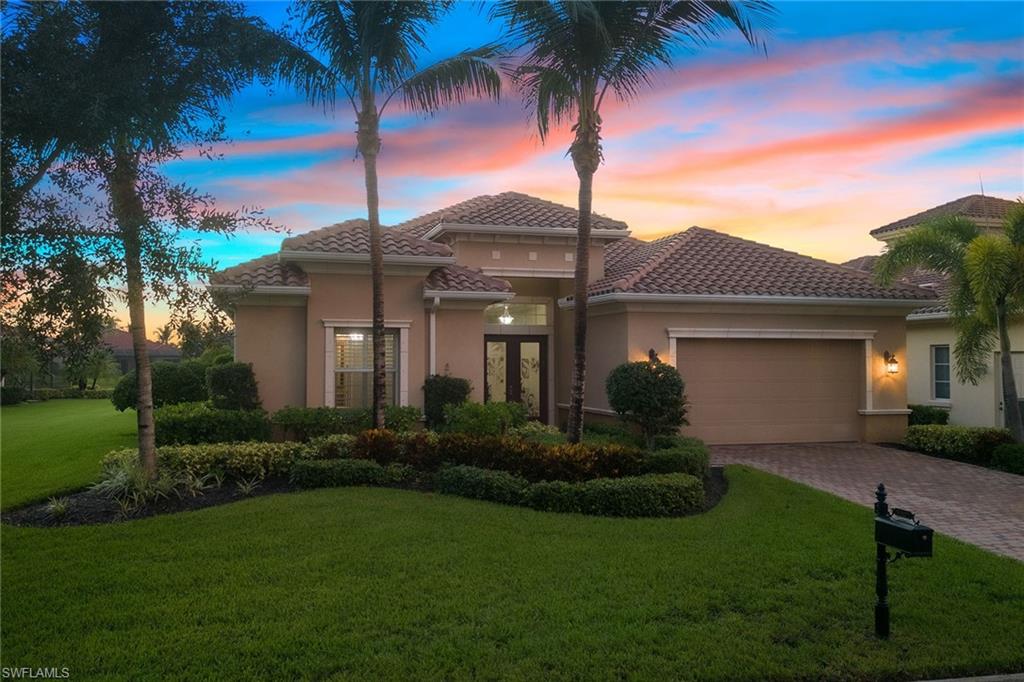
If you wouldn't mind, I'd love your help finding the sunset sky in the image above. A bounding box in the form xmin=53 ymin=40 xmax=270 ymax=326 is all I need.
xmin=150 ymin=1 xmax=1024 ymax=332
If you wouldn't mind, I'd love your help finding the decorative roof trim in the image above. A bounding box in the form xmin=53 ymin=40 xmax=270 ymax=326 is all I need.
xmin=321 ymin=319 xmax=412 ymax=329
xmin=422 ymin=222 xmax=630 ymax=241
xmin=422 ymin=289 xmax=514 ymax=301
xmin=208 ymin=284 xmax=311 ymax=296
xmin=559 ymin=292 xmax=933 ymax=309
xmin=481 ymin=267 xmax=576 ymax=279
xmin=907 ymin=311 xmax=950 ymax=321
xmin=279 ymin=250 xmax=455 ymax=266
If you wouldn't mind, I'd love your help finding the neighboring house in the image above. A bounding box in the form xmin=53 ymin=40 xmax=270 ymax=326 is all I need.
xmin=211 ymin=192 xmax=934 ymax=445
xmin=846 ymin=194 xmax=1024 ymax=428
xmin=102 ymin=328 xmax=182 ymax=374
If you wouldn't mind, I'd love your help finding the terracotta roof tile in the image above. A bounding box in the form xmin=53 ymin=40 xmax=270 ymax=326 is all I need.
xmin=588 ymin=227 xmax=937 ymax=301
xmin=424 ymin=265 xmax=512 ymax=293
xmin=282 ymin=219 xmax=452 ymax=257
xmin=395 ymin=192 xmax=628 ymax=237
xmin=870 ymin=194 xmax=1017 ymax=237
xmin=842 ymin=256 xmax=950 ymax=315
xmin=210 ymin=254 xmax=308 ymax=288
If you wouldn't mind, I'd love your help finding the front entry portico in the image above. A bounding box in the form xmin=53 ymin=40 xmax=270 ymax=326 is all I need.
xmin=484 ymin=334 xmax=549 ymax=422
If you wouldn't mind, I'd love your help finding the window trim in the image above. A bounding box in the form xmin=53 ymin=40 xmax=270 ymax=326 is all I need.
xmin=930 ymin=344 xmax=951 ymax=402
xmin=323 ymin=320 xmax=410 ymax=407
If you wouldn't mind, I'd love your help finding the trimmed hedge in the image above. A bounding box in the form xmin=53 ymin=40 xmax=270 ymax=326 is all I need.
xmin=270 ymin=405 xmax=421 ymax=441
xmin=207 ymin=362 xmax=261 ymax=410
xmin=423 ymin=374 xmax=471 ymax=429
xmin=641 ymin=447 xmax=709 ymax=478
xmin=904 ymin=425 xmax=1014 ymax=466
xmin=435 ymin=465 xmax=530 ymax=505
xmin=442 ymin=401 xmax=526 ymax=436
xmin=991 ymin=443 xmax=1024 ymax=475
xmin=1 ymin=386 xmax=29 ymax=405
xmin=112 ymin=360 xmax=208 ymax=411
xmin=309 ymin=434 xmax=357 ymax=459
xmin=290 ymin=458 xmax=413 ymax=488
xmin=524 ymin=473 xmax=704 ymax=517
xmin=154 ymin=402 xmax=271 ymax=446
xmin=103 ymin=441 xmax=309 ymax=481
xmin=25 ymin=388 xmax=113 ymax=401
xmin=909 ymin=404 xmax=950 ymax=426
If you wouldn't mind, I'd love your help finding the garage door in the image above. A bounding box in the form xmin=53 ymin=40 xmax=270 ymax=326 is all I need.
xmin=675 ymin=338 xmax=862 ymax=444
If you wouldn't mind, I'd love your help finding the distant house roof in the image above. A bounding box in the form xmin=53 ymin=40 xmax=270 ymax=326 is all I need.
xmin=394 ymin=191 xmax=629 ymax=238
xmin=423 ymin=265 xmax=512 ymax=295
xmin=281 ymin=218 xmax=452 ymax=259
xmin=209 ymin=254 xmax=309 ymax=290
xmin=102 ymin=329 xmax=180 ymax=357
xmin=582 ymin=227 xmax=936 ymax=303
xmin=870 ymin=194 xmax=1017 ymax=238
xmin=842 ymin=256 xmax=953 ymax=318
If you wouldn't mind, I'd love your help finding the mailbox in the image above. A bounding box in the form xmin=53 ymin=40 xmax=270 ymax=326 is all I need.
xmin=875 ymin=515 xmax=933 ymax=557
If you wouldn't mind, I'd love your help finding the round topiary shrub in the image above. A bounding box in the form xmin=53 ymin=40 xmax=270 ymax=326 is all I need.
xmin=605 ymin=353 xmax=688 ymax=448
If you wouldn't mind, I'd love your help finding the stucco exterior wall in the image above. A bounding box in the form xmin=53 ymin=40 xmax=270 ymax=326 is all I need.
xmin=304 ymin=272 xmax=428 ymax=408
xmin=233 ymin=303 xmax=307 ymax=412
xmin=906 ymin=318 xmax=1024 ymax=427
xmin=434 ymin=307 xmax=487 ymax=402
xmin=450 ymin=240 xmax=606 ymax=282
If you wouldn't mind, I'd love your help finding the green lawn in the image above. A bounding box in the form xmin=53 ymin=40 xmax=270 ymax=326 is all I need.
xmin=1 ymin=399 xmax=136 ymax=508
xmin=1 ymin=468 xmax=1022 ymax=680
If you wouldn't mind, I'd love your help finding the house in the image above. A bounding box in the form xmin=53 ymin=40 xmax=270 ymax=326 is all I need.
xmin=211 ymin=192 xmax=935 ymax=445
xmin=102 ymin=328 xmax=182 ymax=374
xmin=846 ymin=194 xmax=1024 ymax=429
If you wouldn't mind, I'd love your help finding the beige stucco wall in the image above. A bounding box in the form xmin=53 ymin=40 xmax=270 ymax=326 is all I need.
xmin=435 ymin=307 xmax=487 ymax=402
xmin=304 ymin=272 xmax=428 ymax=408
xmin=450 ymin=240 xmax=606 ymax=282
xmin=233 ymin=303 xmax=307 ymax=412
xmin=906 ymin=317 xmax=1024 ymax=427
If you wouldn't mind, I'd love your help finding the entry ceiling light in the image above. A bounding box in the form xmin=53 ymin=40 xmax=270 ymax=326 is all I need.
xmin=498 ymin=305 xmax=514 ymax=325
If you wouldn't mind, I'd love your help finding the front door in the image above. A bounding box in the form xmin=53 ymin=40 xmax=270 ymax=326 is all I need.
xmin=484 ymin=335 xmax=548 ymax=422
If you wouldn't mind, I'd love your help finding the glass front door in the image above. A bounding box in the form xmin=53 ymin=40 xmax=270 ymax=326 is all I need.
xmin=484 ymin=335 xmax=548 ymax=421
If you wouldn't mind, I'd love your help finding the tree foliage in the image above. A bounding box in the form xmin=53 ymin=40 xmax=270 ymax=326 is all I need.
xmin=606 ymin=354 xmax=688 ymax=448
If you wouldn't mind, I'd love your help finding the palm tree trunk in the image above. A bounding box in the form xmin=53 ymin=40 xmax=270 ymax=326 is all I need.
xmin=997 ymin=302 xmax=1023 ymax=442
xmin=357 ymin=105 xmax=386 ymax=429
xmin=106 ymin=150 xmax=157 ymax=476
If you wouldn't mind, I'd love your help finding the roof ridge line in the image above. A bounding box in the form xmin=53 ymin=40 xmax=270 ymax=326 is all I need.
xmin=612 ymin=229 xmax=696 ymax=292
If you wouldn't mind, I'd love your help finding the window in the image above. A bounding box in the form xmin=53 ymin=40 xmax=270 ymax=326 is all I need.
xmin=484 ymin=302 xmax=547 ymax=326
xmin=931 ymin=345 xmax=950 ymax=400
xmin=334 ymin=329 xmax=398 ymax=408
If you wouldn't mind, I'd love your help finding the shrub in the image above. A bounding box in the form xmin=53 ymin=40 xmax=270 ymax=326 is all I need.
xmin=352 ymin=429 xmax=402 ymax=464
xmin=606 ymin=356 xmax=688 ymax=448
xmin=28 ymin=388 xmax=112 ymax=400
xmin=909 ymin=404 xmax=950 ymax=426
xmin=290 ymin=458 xmax=412 ymax=488
xmin=198 ymin=345 xmax=233 ymax=367
xmin=904 ymin=425 xmax=1014 ymax=466
xmin=524 ymin=473 xmax=703 ymax=517
xmin=641 ymin=447 xmax=709 ymax=478
xmin=509 ymin=421 xmax=566 ymax=446
xmin=154 ymin=402 xmax=270 ymax=445
xmin=105 ymin=442 xmax=309 ymax=481
xmin=423 ymin=374 xmax=471 ymax=429
xmin=435 ymin=465 xmax=530 ymax=505
xmin=271 ymin=405 xmax=420 ymax=441
xmin=650 ymin=434 xmax=708 ymax=454
xmin=1 ymin=386 xmax=28 ymax=405
xmin=396 ymin=431 xmax=441 ymax=470
xmin=443 ymin=401 xmax=527 ymax=436
xmin=309 ymin=434 xmax=357 ymax=459
xmin=111 ymin=360 xmax=207 ymax=411
xmin=207 ymin=362 xmax=261 ymax=410
xmin=991 ymin=443 xmax=1024 ymax=475
xmin=82 ymin=388 xmax=113 ymax=399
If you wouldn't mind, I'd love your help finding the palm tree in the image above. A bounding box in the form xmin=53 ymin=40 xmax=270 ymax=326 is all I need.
xmin=875 ymin=204 xmax=1024 ymax=442
xmin=281 ymin=1 xmax=502 ymax=427
xmin=155 ymin=323 xmax=175 ymax=346
xmin=493 ymin=1 xmax=775 ymax=442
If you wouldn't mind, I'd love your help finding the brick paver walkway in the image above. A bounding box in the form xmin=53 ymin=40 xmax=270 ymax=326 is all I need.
xmin=712 ymin=443 xmax=1024 ymax=561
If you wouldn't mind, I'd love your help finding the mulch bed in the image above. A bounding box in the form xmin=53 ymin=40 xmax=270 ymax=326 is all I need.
xmin=4 ymin=467 xmax=730 ymax=528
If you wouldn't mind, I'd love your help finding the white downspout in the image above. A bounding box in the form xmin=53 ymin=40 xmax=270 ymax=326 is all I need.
xmin=429 ymin=296 xmax=440 ymax=375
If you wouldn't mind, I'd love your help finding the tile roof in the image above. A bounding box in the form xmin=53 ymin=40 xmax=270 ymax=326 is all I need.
xmin=587 ymin=227 xmax=937 ymax=301
xmin=209 ymin=254 xmax=309 ymax=288
xmin=424 ymin=265 xmax=512 ymax=293
xmin=842 ymin=256 xmax=951 ymax=316
xmin=102 ymin=329 xmax=181 ymax=356
xmin=870 ymin=194 xmax=1017 ymax=237
xmin=394 ymin=192 xmax=629 ymax=238
xmin=282 ymin=219 xmax=452 ymax=257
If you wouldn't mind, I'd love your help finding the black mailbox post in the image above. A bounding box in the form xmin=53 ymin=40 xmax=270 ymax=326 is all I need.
xmin=873 ymin=483 xmax=933 ymax=638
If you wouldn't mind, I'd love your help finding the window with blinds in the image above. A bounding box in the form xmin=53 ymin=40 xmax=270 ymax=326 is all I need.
xmin=335 ymin=329 xmax=398 ymax=408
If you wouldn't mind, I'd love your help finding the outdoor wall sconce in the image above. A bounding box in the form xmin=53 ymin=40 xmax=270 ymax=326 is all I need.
xmin=498 ymin=305 xmax=514 ymax=325
xmin=883 ymin=351 xmax=899 ymax=374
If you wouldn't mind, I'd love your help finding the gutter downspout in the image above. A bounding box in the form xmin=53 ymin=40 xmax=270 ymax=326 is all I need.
xmin=429 ymin=296 xmax=440 ymax=375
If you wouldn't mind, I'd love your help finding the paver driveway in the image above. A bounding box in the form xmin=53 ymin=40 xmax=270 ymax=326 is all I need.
xmin=712 ymin=443 xmax=1024 ymax=561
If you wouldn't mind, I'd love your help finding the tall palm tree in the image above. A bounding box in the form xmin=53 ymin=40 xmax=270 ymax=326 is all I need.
xmin=281 ymin=1 xmax=502 ymax=427
xmin=876 ymin=205 xmax=1024 ymax=442
xmin=493 ymin=1 xmax=775 ymax=442
xmin=155 ymin=323 xmax=175 ymax=346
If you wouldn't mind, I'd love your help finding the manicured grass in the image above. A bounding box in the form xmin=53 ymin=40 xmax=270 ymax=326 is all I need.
xmin=1 ymin=400 xmax=136 ymax=508
xmin=3 ymin=468 xmax=1022 ymax=680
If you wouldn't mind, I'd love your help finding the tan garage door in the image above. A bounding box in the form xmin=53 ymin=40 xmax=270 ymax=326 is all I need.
xmin=675 ymin=338 xmax=862 ymax=444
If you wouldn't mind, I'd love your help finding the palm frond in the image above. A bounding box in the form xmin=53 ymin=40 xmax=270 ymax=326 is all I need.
xmin=964 ymin=233 xmax=1014 ymax=323
xmin=951 ymin=313 xmax=997 ymax=385
xmin=873 ymin=224 xmax=966 ymax=285
xmin=514 ymin=64 xmax=578 ymax=141
xmin=392 ymin=44 xmax=503 ymax=116
xmin=1004 ymin=200 xmax=1024 ymax=247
